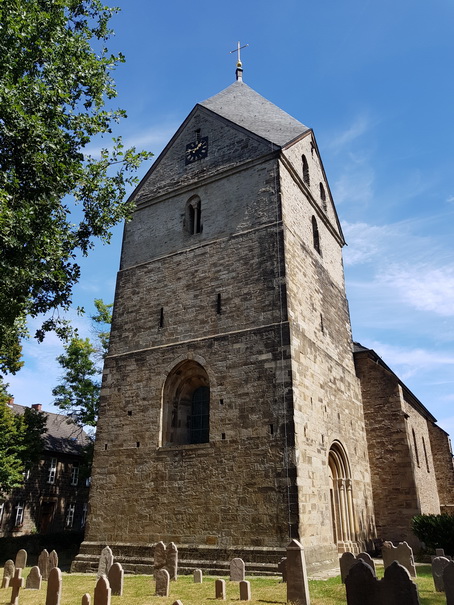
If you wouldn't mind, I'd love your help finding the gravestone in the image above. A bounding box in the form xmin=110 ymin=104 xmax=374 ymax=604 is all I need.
xmin=26 ymin=566 xmax=42 ymax=589
xmin=15 ymin=549 xmax=27 ymax=569
xmin=240 ymin=579 xmax=251 ymax=601
xmin=94 ymin=575 xmax=111 ymax=605
xmin=340 ymin=552 xmax=357 ymax=583
xmin=215 ymin=578 xmax=226 ymax=600
xmin=154 ymin=541 xmax=167 ymax=572
xmin=46 ymin=567 xmax=62 ymax=605
xmin=49 ymin=550 xmax=59 ymax=573
xmin=432 ymin=556 xmax=450 ymax=592
xmin=97 ymin=546 xmax=113 ymax=578
xmin=346 ymin=559 xmax=419 ymax=605
xmin=107 ymin=562 xmax=124 ymax=596
xmin=38 ymin=549 xmax=50 ymax=581
xmin=381 ymin=541 xmax=416 ymax=578
xmin=167 ymin=542 xmax=178 ymax=580
xmin=443 ymin=561 xmax=454 ymax=605
xmin=345 ymin=559 xmax=380 ymax=605
xmin=381 ymin=561 xmax=419 ymax=605
xmin=286 ymin=539 xmax=310 ymax=605
xmin=277 ymin=557 xmax=287 ymax=582
xmin=230 ymin=558 xmax=245 ymax=581
xmin=9 ymin=568 xmax=24 ymax=605
xmin=155 ymin=568 xmax=170 ymax=597
xmin=358 ymin=552 xmax=376 ymax=576
xmin=436 ymin=549 xmax=446 ymax=557
xmin=193 ymin=569 xmax=203 ymax=583
xmin=82 ymin=595 xmax=91 ymax=605
xmin=1 ymin=559 xmax=15 ymax=588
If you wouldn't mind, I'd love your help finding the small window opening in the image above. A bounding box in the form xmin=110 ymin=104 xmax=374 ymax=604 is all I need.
xmin=159 ymin=307 xmax=164 ymax=328
xmin=128 ymin=410 xmax=132 ymax=416
xmin=319 ymin=183 xmax=327 ymax=211
xmin=269 ymin=423 xmax=274 ymax=435
xmin=302 ymin=154 xmax=310 ymax=186
xmin=104 ymin=444 xmax=108 ymax=451
xmin=186 ymin=196 xmax=202 ymax=235
xmin=422 ymin=436 xmax=430 ymax=472
xmin=412 ymin=429 xmax=420 ymax=467
xmin=320 ymin=313 xmax=324 ymax=334
xmin=222 ymin=433 xmax=226 ymax=440
xmin=136 ymin=442 xmax=140 ymax=448
xmin=216 ymin=293 xmax=222 ymax=315
xmin=310 ymin=141 xmax=316 ymax=156
xmin=195 ymin=128 xmax=201 ymax=142
xmin=312 ymin=216 xmax=321 ymax=255
xmin=219 ymin=399 xmax=224 ymax=405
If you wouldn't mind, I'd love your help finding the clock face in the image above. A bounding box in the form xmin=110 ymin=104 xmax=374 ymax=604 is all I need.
xmin=185 ymin=136 xmax=208 ymax=164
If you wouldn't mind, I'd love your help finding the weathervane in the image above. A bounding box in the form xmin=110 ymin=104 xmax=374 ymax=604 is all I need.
xmin=229 ymin=41 xmax=249 ymax=81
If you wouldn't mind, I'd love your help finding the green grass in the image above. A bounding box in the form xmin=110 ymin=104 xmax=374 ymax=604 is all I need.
xmin=0 ymin=565 xmax=446 ymax=604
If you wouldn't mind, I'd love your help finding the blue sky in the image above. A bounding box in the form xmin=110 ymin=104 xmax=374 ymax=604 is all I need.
xmin=7 ymin=0 xmax=454 ymax=437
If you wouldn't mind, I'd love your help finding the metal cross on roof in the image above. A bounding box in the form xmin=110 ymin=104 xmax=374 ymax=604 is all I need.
xmin=229 ymin=41 xmax=249 ymax=67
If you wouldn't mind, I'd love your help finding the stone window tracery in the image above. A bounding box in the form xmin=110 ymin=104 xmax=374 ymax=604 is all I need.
xmin=162 ymin=360 xmax=210 ymax=446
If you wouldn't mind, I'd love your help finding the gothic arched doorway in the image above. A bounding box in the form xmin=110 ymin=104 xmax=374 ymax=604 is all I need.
xmin=328 ymin=441 xmax=357 ymax=552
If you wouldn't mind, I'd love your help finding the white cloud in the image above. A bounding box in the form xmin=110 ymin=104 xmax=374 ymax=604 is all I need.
xmin=327 ymin=114 xmax=372 ymax=153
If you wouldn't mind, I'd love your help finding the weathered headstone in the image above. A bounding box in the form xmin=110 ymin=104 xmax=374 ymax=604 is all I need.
xmin=49 ymin=550 xmax=58 ymax=574
xmin=382 ymin=541 xmax=416 ymax=577
xmin=278 ymin=557 xmax=287 ymax=582
xmin=1 ymin=559 xmax=15 ymax=588
xmin=107 ymin=562 xmax=124 ymax=596
xmin=46 ymin=567 xmax=62 ymax=605
xmin=215 ymin=578 xmax=226 ymax=600
xmin=286 ymin=539 xmax=310 ymax=605
xmin=346 ymin=558 xmax=419 ymax=605
xmin=94 ymin=575 xmax=111 ymax=605
xmin=97 ymin=546 xmax=113 ymax=578
xmin=239 ymin=579 xmax=251 ymax=601
xmin=38 ymin=549 xmax=50 ymax=581
xmin=357 ymin=552 xmax=376 ymax=576
xmin=167 ymin=542 xmax=178 ymax=580
xmin=443 ymin=560 xmax=454 ymax=605
xmin=82 ymin=594 xmax=91 ymax=605
xmin=9 ymin=568 xmax=24 ymax=605
xmin=436 ymin=548 xmax=446 ymax=557
xmin=193 ymin=568 xmax=203 ymax=583
xmin=155 ymin=568 xmax=170 ymax=597
xmin=154 ymin=541 xmax=167 ymax=571
xmin=230 ymin=558 xmax=245 ymax=581
xmin=340 ymin=552 xmax=357 ymax=583
xmin=345 ymin=559 xmax=380 ymax=605
xmin=432 ymin=556 xmax=450 ymax=592
xmin=15 ymin=549 xmax=27 ymax=569
xmin=381 ymin=561 xmax=419 ymax=605
xmin=26 ymin=566 xmax=42 ymax=590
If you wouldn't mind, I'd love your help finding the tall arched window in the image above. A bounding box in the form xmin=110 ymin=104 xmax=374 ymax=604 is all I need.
xmin=328 ymin=442 xmax=356 ymax=552
xmin=161 ymin=360 xmax=210 ymax=446
xmin=186 ymin=196 xmax=202 ymax=235
xmin=319 ymin=182 xmax=327 ymax=211
xmin=302 ymin=155 xmax=310 ymax=186
xmin=312 ymin=216 xmax=321 ymax=255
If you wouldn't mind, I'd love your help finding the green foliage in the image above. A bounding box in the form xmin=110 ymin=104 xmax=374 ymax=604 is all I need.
xmin=412 ymin=513 xmax=454 ymax=555
xmin=0 ymin=380 xmax=46 ymax=494
xmin=52 ymin=337 xmax=100 ymax=427
xmin=0 ymin=0 xmax=152 ymax=374
xmin=90 ymin=298 xmax=113 ymax=358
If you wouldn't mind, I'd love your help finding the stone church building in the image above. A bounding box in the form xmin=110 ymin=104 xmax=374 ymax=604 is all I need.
xmin=73 ymin=67 xmax=454 ymax=575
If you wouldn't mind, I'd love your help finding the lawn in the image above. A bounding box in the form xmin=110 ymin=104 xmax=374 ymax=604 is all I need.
xmin=0 ymin=565 xmax=445 ymax=604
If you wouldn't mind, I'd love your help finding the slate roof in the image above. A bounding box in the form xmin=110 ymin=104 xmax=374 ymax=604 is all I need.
xmin=9 ymin=403 xmax=89 ymax=456
xmin=200 ymin=81 xmax=309 ymax=147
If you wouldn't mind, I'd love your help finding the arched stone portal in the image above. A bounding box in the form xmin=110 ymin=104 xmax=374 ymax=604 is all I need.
xmin=328 ymin=441 xmax=357 ymax=552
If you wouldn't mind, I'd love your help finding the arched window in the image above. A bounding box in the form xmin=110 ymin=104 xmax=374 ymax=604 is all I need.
xmin=302 ymin=155 xmax=310 ymax=186
xmin=161 ymin=360 xmax=210 ymax=446
xmin=312 ymin=216 xmax=321 ymax=255
xmin=422 ymin=436 xmax=430 ymax=472
xmin=328 ymin=442 xmax=356 ymax=552
xmin=319 ymin=183 xmax=327 ymax=211
xmin=186 ymin=196 xmax=202 ymax=235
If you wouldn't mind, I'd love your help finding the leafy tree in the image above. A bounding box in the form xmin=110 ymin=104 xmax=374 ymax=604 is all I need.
xmin=52 ymin=299 xmax=111 ymax=427
xmin=0 ymin=381 xmax=47 ymax=494
xmin=0 ymin=0 xmax=152 ymax=375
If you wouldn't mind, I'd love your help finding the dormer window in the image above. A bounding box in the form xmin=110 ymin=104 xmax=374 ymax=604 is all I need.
xmin=302 ymin=155 xmax=310 ymax=186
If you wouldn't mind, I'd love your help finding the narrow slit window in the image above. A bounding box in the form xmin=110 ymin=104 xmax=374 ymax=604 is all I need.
xmin=320 ymin=183 xmax=327 ymax=211
xmin=186 ymin=196 xmax=202 ymax=235
xmin=216 ymin=293 xmax=222 ymax=315
xmin=412 ymin=429 xmax=420 ymax=467
xmin=302 ymin=154 xmax=310 ymax=186
xmin=422 ymin=436 xmax=430 ymax=472
xmin=159 ymin=307 xmax=164 ymax=328
xmin=312 ymin=216 xmax=321 ymax=255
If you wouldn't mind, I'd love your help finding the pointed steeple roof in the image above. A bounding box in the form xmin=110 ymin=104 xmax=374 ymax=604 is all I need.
xmin=200 ymin=81 xmax=309 ymax=147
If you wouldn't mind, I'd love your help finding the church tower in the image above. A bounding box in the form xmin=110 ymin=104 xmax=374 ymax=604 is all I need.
xmin=73 ymin=71 xmax=376 ymax=574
